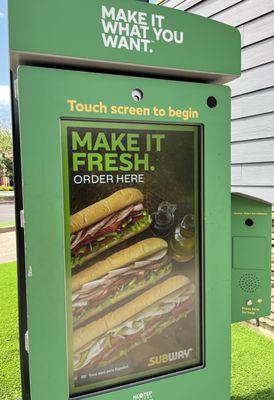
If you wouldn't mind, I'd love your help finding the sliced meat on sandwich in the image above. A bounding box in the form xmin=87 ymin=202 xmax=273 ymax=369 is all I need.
xmin=74 ymin=276 xmax=194 ymax=372
xmin=72 ymin=238 xmax=172 ymax=326
xmin=70 ymin=188 xmax=151 ymax=267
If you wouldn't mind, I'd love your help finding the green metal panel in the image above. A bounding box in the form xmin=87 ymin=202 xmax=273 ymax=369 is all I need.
xmin=233 ymin=237 xmax=266 ymax=270
xmin=231 ymin=194 xmax=272 ymax=323
xmin=9 ymin=0 xmax=241 ymax=82
xmin=18 ymin=65 xmax=231 ymax=400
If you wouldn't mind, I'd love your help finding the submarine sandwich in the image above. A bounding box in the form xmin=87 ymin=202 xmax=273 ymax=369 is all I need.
xmin=70 ymin=188 xmax=151 ymax=267
xmin=74 ymin=276 xmax=194 ymax=372
xmin=72 ymin=238 xmax=172 ymax=326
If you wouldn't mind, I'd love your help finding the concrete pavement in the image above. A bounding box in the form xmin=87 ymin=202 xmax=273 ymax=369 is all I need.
xmin=0 ymin=202 xmax=15 ymax=225
xmin=0 ymin=200 xmax=16 ymax=263
xmin=0 ymin=231 xmax=17 ymax=263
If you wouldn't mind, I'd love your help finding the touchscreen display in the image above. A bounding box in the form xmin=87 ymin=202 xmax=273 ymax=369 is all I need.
xmin=61 ymin=120 xmax=203 ymax=396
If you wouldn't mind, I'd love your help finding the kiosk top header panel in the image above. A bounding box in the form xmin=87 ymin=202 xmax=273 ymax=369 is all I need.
xmin=9 ymin=0 xmax=241 ymax=83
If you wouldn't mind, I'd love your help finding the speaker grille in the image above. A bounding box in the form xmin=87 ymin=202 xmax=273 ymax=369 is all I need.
xmin=239 ymin=273 xmax=260 ymax=293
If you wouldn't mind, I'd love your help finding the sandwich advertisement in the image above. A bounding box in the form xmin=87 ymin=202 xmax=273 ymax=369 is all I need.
xmin=61 ymin=120 xmax=203 ymax=396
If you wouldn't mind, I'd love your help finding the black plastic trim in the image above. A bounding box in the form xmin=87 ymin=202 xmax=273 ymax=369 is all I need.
xmin=10 ymin=70 xmax=31 ymax=400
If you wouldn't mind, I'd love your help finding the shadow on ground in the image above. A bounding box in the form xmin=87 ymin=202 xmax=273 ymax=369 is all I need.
xmin=231 ymin=388 xmax=274 ymax=400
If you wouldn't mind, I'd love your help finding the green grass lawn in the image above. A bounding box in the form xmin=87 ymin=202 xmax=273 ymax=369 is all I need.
xmin=0 ymin=262 xmax=273 ymax=400
xmin=231 ymin=324 xmax=274 ymax=400
xmin=0 ymin=262 xmax=21 ymax=400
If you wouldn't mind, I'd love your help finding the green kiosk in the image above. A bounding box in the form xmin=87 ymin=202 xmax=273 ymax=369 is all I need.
xmin=8 ymin=1 xmax=272 ymax=400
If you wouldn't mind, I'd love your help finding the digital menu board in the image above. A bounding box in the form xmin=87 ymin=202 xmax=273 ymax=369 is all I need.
xmin=61 ymin=120 xmax=203 ymax=396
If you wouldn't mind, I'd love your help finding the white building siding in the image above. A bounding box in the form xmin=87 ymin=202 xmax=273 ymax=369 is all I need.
xmin=162 ymin=0 xmax=274 ymax=206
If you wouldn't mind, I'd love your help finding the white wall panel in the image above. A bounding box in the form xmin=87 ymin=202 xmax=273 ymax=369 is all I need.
xmin=231 ymin=139 xmax=274 ymax=164
xmin=232 ymin=163 xmax=274 ymax=186
xmin=241 ymin=13 xmax=274 ymax=47
xmin=162 ymin=0 xmax=201 ymax=9
xmin=231 ymin=89 xmax=274 ymax=119
xmin=177 ymin=0 xmax=242 ymax=15
xmin=242 ymin=39 xmax=274 ymax=70
xmin=231 ymin=113 xmax=274 ymax=142
xmin=228 ymin=63 xmax=274 ymax=96
xmin=213 ymin=0 xmax=273 ymax=27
